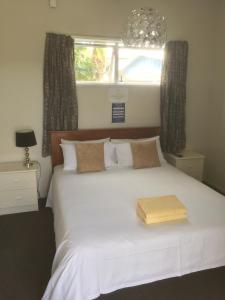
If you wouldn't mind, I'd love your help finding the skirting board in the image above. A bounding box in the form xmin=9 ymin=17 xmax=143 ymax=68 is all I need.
xmin=0 ymin=204 xmax=38 ymax=216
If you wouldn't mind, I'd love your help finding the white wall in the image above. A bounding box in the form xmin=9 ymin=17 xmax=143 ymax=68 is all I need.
xmin=0 ymin=0 xmax=220 ymax=196
xmin=206 ymin=0 xmax=225 ymax=194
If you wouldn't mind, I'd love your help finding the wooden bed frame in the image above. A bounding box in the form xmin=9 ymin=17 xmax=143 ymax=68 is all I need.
xmin=50 ymin=127 xmax=160 ymax=167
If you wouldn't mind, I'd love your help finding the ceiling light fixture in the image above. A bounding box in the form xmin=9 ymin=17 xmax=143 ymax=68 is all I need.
xmin=123 ymin=8 xmax=167 ymax=49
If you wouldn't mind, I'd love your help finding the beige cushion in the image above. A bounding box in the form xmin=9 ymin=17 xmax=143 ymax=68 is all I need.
xmin=75 ymin=143 xmax=105 ymax=173
xmin=130 ymin=140 xmax=161 ymax=169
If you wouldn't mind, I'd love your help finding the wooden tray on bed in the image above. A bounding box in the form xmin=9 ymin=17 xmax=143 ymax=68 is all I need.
xmin=50 ymin=127 xmax=160 ymax=168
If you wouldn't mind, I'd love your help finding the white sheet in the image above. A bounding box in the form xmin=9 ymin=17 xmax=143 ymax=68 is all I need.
xmin=43 ymin=164 xmax=225 ymax=300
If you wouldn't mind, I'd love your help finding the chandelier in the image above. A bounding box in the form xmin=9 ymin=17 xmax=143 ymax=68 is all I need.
xmin=123 ymin=8 xmax=167 ymax=49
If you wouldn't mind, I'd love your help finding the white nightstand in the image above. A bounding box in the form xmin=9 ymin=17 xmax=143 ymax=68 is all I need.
xmin=165 ymin=151 xmax=205 ymax=181
xmin=0 ymin=161 xmax=38 ymax=215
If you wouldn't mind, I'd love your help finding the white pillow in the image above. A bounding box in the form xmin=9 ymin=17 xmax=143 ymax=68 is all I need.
xmin=104 ymin=142 xmax=117 ymax=168
xmin=60 ymin=143 xmax=76 ymax=171
xmin=61 ymin=137 xmax=110 ymax=144
xmin=112 ymin=136 xmax=166 ymax=165
xmin=114 ymin=143 xmax=133 ymax=167
xmin=60 ymin=141 xmax=116 ymax=171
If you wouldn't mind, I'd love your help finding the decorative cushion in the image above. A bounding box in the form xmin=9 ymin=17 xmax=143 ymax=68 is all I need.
xmin=112 ymin=136 xmax=166 ymax=165
xmin=75 ymin=143 xmax=105 ymax=173
xmin=60 ymin=141 xmax=116 ymax=171
xmin=130 ymin=140 xmax=161 ymax=169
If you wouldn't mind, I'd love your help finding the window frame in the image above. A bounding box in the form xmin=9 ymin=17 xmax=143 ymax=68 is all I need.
xmin=73 ymin=36 xmax=163 ymax=86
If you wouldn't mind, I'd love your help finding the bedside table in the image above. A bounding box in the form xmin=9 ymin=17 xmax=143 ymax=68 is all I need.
xmin=165 ymin=151 xmax=205 ymax=181
xmin=0 ymin=161 xmax=38 ymax=215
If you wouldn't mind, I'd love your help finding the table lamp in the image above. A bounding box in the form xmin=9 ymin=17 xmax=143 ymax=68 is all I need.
xmin=16 ymin=130 xmax=37 ymax=168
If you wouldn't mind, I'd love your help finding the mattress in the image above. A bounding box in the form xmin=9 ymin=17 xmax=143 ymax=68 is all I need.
xmin=43 ymin=164 xmax=225 ymax=300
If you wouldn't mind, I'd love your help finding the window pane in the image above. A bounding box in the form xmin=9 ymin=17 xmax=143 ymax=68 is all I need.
xmin=118 ymin=48 xmax=164 ymax=84
xmin=75 ymin=45 xmax=114 ymax=83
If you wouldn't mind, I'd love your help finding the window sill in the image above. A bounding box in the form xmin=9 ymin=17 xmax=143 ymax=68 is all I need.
xmin=77 ymin=82 xmax=160 ymax=87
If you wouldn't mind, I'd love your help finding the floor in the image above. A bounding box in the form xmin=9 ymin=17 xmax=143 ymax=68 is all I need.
xmin=0 ymin=205 xmax=225 ymax=300
xmin=0 ymin=207 xmax=55 ymax=300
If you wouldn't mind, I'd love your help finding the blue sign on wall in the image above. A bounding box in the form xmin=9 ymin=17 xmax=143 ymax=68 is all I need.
xmin=112 ymin=103 xmax=125 ymax=123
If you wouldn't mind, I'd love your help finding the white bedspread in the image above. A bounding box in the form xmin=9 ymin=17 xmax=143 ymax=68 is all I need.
xmin=43 ymin=164 xmax=225 ymax=300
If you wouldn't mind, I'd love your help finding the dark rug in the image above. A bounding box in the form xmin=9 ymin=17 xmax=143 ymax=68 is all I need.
xmin=0 ymin=206 xmax=225 ymax=300
xmin=98 ymin=266 xmax=225 ymax=300
xmin=0 ymin=207 xmax=55 ymax=300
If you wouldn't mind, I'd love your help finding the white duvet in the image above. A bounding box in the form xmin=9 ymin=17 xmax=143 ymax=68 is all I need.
xmin=43 ymin=164 xmax=225 ymax=300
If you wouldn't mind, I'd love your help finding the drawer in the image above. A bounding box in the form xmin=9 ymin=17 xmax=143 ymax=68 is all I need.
xmin=0 ymin=172 xmax=36 ymax=191
xmin=176 ymin=158 xmax=204 ymax=170
xmin=0 ymin=189 xmax=37 ymax=208
xmin=176 ymin=159 xmax=204 ymax=181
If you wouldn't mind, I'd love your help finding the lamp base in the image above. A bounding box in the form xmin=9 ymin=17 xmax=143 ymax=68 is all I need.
xmin=24 ymin=147 xmax=33 ymax=168
xmin=24 ymin=161 xmax=34 ymax=169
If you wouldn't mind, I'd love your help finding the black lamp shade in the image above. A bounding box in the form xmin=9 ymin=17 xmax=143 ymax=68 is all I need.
xmin=16 ymin=130 xmax=37 ymax=147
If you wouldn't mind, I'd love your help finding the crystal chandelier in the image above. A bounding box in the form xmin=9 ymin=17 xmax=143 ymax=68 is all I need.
xmin=123 ymin=8 xmax=167 ymax=48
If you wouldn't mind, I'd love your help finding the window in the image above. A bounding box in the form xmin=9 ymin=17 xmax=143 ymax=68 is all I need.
xmin=74 ymin=37 xmax=164 ymax=85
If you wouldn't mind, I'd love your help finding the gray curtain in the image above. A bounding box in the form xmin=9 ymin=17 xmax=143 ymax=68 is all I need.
xmin=160 ymin=41 xmax=188 ymax=153
xmin=42 ymin=33 xmax=78 ymax=157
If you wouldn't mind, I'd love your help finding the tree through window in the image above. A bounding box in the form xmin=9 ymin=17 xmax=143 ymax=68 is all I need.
xmin=74 ymin=37 xmax=164 ymax=84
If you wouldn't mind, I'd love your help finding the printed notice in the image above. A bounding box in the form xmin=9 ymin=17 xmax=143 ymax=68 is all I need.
xmin=112 ymin=103 xmax=125 ymax=123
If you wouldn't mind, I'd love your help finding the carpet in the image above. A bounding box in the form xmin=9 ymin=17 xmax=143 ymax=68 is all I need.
xmin=0 ymin=206 xmax=225 ymax=300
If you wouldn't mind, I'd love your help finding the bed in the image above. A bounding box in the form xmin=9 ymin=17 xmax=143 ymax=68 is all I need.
xmin=42 ymin=127 xmax=225 ymax=300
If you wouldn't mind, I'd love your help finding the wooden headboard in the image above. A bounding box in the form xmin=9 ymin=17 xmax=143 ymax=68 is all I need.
xmin=50 ymin=127 xmax=160 ymax=168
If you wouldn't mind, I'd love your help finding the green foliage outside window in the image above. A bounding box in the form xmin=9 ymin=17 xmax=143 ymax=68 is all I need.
xmin=74 ymin=46 xmax=107 ymax=81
